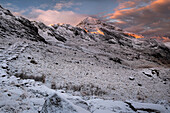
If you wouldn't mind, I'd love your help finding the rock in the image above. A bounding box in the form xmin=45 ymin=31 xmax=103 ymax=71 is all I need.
xmin=51 ymin=82 xmax=56 ymax=89
xmin=108 ymin=39 xmax=117 ymax=44
xmin=142 ymin=69 xmax=159 ymax=78
xmin=151 ymin=69 xmax=159 ymax=77
xmin=109 ymin=57 xmax=122 ymax=64
xmin=30 ymin=59 xmax=38 ymax=64
xmin=27 ymin=57 xmax=31 ymax=59
xmin=142 ymin=72 xmax=152 ymax=77
xmin=138 ymin=83 xmax=142 ymax=86
xmin=2 ymin=75 xmax=6 ymax=77
xmin=7 ymin=93 xmax=11 ymax=96
xmin=125 ymin=100 xmax=169 ymax=113
xmin=40 ymin=93 xmax=79 ymax=113
xmin=129 ymin=77 xmax=135 ymax=80
xmin=1 ymin=62 xmax=8 ymax=69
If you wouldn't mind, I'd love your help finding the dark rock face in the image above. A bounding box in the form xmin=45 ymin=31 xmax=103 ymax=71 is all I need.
xmin=50 ymin=23 xmax=90 ymax=41
xmin=0 ymin=5 xmax=13 ymax=17
xmin=0 ymin=5 xmax=47 ymax=43
xmin=100 ymin=27 xmax=133 ymax=47
xmin=109 ymin=57 xmax=122 ymax=64
xmin=40 ymin=94 xmax=78 ymax=113
xmin=33 ymin=22 xmax=67 ymax=42
xmin=138 ymin=39 xmax=170 ymax=65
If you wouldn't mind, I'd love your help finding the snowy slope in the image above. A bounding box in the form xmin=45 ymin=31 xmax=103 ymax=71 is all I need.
xmin=0 ymin=65 xmax=169 ymax=113
xmin=0 ymin=5 xmax=170 ymax=113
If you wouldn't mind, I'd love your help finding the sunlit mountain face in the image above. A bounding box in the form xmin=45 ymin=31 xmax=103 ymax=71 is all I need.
xmin=1 ymin=0 xmax=170 ymax=42
xmin=151 ymin=36 xmax=170 ymax=42
xmin=124 ymin=33 xmax=144 ymax=39
xmin=84 ymin=28 xmax=105 ymax=35
xmin=124 ymin=33 xmax=170 ymax=42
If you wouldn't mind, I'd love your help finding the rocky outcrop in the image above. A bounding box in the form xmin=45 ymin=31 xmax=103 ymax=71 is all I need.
xmin=133 ymin=38 xmax=170 ymax=66
xmin=33 ymin=22 xmax=67 ymax=43
xmin=40 ymin=94 xmax=78 ymax=113
xmin=40 ymin=93 xmax=89 ymax=113
xmin=0 ymin=5 xmax=47 ymax=43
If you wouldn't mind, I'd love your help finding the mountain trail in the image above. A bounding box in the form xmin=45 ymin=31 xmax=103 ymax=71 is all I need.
xmin=0 ymin=41 xmax=28 ymax=63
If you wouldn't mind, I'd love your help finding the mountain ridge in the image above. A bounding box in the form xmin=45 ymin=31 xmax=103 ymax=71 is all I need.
xmin=1 ymin=4 xmax=170 ymax=67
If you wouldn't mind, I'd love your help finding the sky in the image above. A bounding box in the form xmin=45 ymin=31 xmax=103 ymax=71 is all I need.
xmin=1 ymin=0 xmax=170 ymax=37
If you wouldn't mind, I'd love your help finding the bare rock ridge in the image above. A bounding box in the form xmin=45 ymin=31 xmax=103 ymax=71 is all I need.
xmin=0 ymin=5 xmax=66 ymax=44
xmin=0 ymin=5 xmax=170 ymax=113
xmin=0 ymin=6 xmax=45 ymax=43
xmin=33 ymin=21 xmax=67 ymax=43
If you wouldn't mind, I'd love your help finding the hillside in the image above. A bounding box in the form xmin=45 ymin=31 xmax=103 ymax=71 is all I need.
xmin=0 ymin=5 xmax=170 ymax=113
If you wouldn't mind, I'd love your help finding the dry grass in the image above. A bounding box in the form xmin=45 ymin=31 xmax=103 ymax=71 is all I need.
xmin=14 ymin=72 xmax=45 ymax=83
xmin=56 ymin=82 xmax=107 ymax=96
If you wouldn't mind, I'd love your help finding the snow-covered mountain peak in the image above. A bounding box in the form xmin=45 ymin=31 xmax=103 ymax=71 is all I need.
xmin=78 ymin=17 xmax=100 ymax=25
xmin=77 ymin=17 xmax=123 ymax=35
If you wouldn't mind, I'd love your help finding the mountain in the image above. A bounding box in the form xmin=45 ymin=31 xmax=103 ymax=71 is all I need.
xmin=0 ymin=5 xmax=170 ymax=113
xmin=78 ymin=17 xmax=170 ymax=67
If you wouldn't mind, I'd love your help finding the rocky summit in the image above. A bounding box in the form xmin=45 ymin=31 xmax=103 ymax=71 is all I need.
xmin=0 ymin=5 xmax=170 ymax=113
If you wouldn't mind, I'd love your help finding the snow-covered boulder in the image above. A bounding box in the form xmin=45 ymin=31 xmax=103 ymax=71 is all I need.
xmin=40 ymin=93 xmax=90 ymax=113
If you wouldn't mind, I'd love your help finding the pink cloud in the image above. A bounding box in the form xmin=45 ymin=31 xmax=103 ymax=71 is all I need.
xmin=54 ymin=2 xmax=73 ymax=10
xmin=116 ymin=1 xmax=137 ymax=10
xmin=107 ymin=0 xmax=170 ymax=36
xmin=30 ymin=9 xmax=87 ymax=26
xmin=10 ymin=2 xmax=85 ymax=26
xmin=54 ymin=1 xmax=81 ymax=10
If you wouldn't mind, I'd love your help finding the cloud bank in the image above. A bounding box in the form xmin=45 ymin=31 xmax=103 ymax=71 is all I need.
xmin=30 ymin=9 xmax=86 ymax=26
xmin=11 ymin=1 xmax=86 ymax=26
xmin=106 ymin=0 xmax=170 ymax=36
